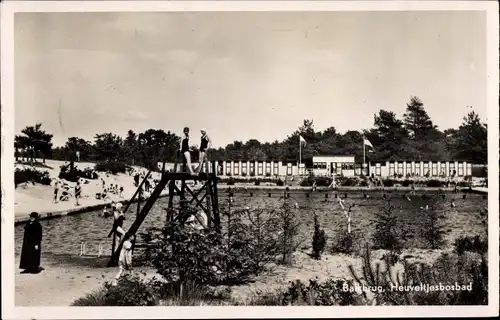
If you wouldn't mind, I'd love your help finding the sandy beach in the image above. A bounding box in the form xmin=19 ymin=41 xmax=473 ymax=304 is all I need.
xmin=14 ymin=159 xmax=164 ymax=220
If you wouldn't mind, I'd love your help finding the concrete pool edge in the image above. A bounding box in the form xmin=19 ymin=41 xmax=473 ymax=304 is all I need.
xmin=14 ymin=192 xmax=170 ymax=226
xmin=218 ymin=184 xmax=488 ymax=193
xmin=14 ymin=186 xmax=486 ymax=225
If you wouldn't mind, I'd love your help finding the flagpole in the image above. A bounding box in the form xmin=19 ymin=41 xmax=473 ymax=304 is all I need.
xmin=363 ymin=139 xmax=366 ymax=175
xmin=299 ymin=137 xmax=302 ymax=175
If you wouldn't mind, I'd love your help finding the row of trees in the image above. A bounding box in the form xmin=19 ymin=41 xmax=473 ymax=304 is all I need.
xmin=15 ymin=97 xmax=488 ymax=167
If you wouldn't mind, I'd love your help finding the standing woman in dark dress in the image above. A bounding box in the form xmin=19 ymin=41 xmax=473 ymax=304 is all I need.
xmin=20 ymin=212 xmax=43 ymax=274
xmin=196 ymin=129 xmax=211 ymax=174
xmin=180 ymin=127 xmax=196 ymax=175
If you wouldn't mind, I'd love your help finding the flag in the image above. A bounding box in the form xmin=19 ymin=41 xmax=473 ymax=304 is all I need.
xmin=299 ymin=135 xmax=307 ymax=146
xmin=363 ymin=137 xmax=374 ymax=149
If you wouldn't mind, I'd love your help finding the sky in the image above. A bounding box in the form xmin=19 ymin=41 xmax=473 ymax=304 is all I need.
xmin=14 ymin=11 xmax=487 ymax=148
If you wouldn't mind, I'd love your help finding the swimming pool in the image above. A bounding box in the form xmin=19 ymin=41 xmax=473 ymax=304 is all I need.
xmin=14 ymin=190 xmax=487 ymax=257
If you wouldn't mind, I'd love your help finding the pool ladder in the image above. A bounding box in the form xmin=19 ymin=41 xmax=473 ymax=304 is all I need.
xmin=80 ymin=242 xmax=104 ymax=257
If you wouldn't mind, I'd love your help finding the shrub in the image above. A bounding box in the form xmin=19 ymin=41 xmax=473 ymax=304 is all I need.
xmin=382 ymin=179 xmax=395 ymax=187
xmin=102 ymin=274 xmax=157 ymax=306
xmin=402 ymin=180 xmax=412 ymax=187
xmin=72 ymin=274 xmax=157 ymax=306
xmin=276 ymin=198 xmax=301 ymax=265
xmin=147 ymin=204 xmax=280 ymax=288
xmin=94 ymin=161 xmax=129 ymax=175
xmin=276 ymin=179 xmax=284 ymax=186
xmin=454 ymin=235 xmax=488 ymax=255
xmin=348 ymin=247 xmax=488 ymax=305
xmin=331 ymin=231 xmax=362 ymax=255
xmin=223 ymin=206 xmax=281 ymax=282
xmin=148 ymin=277 xmax=232 ymax=306
xmin=372 ymin=203 xmax=406 ymax=253
xmin=300 ymin=176 xmax=333 ymax=187
xmin=14 ymin=168 xmax=51 ymax=187
xmin=311 ymin=213 xmax=327 ymax=260
xmin=457 ymin=181 xmax=471 ymax=188
xmin=359 ymin=180 xmax=369 ymax=187
xmin=427 ymin=179 xmax=444 ymax=188
xmin=246 ymin=279 xmax=364 ymax=306
xmin=71 ymin=287 xmax=107 ymax=306
xmin=226 ymin=177 xmax=236 ymax=186
xmin=420 ymin=202 xmax=447 ymax=249
xmin=58 ymin=164 xmax=97 ymax=182
xmin=336 ymin=177 xmax=357 ymax=187
xmin=150 ymin=212 xmax=227 ymax=287
xmin=254 ymin=180 xmax=261 ymax=186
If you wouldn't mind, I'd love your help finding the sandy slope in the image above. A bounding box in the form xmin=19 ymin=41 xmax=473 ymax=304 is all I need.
xmin=14 ymin=159 xmax=158 ymax=217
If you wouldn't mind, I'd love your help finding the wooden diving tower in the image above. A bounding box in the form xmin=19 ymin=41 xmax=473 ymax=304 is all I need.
xmin=107 ymin=156 xmax=220 ymax=267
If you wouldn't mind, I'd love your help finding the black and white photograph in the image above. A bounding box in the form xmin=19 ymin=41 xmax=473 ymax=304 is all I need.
xmin=1 ymin=1 xmax=498 ymax=318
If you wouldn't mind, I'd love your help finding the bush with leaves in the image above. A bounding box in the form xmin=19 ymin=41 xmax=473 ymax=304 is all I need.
xmin=72 ymin=273 xmax=157 ymax=306
xmin=276 ymin=179 xmax=284 ymax=186
xmin=371 ymin=202 xmax=407 ymax=253
xmin=382 ymin=179 xmax=395 ymax=187
xmin=311 ymin=213 xmax=327 ymax=259
xmin=94 ymin=161 xmax=129 ymax=174
xmin=300 ymin=176 xmax=332 ymax=187
xmin=147 ymin=277 xmax=232 ymax=306
xmin=426 ymin=179 xmax=444 ymax=188
xmin=103 ymin=274 xmax=157 ymax=306
xmin=454 ymin=235 xmax=487 ymax=255
xmin=14 ymin=168 xmax=51 ymax=187
xmin=348 ymin=246 xmax=488 ymax=305
xmin=147 ymin=203 xmax=281 ymax=288
xmin=331 ymin=230 xmax=362 ymax=256
xmin=150 ymin=214 xmax=227 ymax=287
xmin=402 ymin=180 xmax=412 ymax=187
xmin=58 ymin=164 xmax=97 ymax=182
xmin=246 ymin=279 xmax=364 ymax=306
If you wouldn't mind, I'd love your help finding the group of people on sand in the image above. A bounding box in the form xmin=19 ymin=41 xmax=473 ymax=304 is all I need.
xmin=52 ymin=179 xmax=83 ymax=206
xmin=97 ymin=178 xmax=124 ymax=200
xmin=180 ymin=127 xmax=211 ymax=175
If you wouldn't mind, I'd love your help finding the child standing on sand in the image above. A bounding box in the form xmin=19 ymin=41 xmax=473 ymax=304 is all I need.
xmin=112 ymin=235 xmax=134 ymax=286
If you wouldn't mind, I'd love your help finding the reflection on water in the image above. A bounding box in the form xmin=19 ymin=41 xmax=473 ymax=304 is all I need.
xmin=14 ymin=191 xmax=486 ymax=257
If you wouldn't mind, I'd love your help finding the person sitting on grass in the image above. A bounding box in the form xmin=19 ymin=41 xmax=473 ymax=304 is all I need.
xmin=180 ymin=127 xmax=196 ymax=175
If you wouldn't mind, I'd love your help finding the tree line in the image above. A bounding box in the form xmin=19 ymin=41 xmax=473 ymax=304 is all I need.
xmin=15 ymin=97 xmax=488 ymax=169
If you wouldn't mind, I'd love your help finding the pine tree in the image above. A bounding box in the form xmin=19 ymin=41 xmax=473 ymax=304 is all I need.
xmin=312 ymin=213 xmax=327 ymax=260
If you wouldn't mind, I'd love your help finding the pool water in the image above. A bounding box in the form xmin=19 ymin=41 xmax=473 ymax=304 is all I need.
xmin=14 ymin=190 xmax=487 ymax=257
